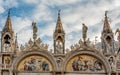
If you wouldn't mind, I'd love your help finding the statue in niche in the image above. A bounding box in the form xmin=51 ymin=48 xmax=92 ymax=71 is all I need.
xmin=108 ymin=57 xmax=115 ymax=70
xmin=115 ymin=28 xmax=120 ymax=46
xmin=94 ymin=60 xmax=102 ymax=71
xmin=4 ymin=44 xmax=8 ymax=52
xmin=105 ymin=40 xmax=111 ymax=53
xmin=82 ymin=23 xmax=88 ymax=43
xmin=56 ymin=41 xmax=63 ymax=53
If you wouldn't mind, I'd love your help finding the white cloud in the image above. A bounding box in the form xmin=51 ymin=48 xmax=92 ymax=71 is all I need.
xmin=11 ymin=16 xmax=33 ymax=45
xmin=22 ymin=0 xmax=40 ymax=4
xmin=0 ymin=0 xmax=18 ymax=14
xmin=18 ymin=29 xmax=32 ymax=45
xmin=0 ymin=0 xmax=5 ymax=14
xmin=3 ymin=0 xmax=18 ymax=8
xmin=12 ymin=16 xmax=32 ymax=33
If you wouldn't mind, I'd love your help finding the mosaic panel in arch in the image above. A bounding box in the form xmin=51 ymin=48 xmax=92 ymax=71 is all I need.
xmin=66 ymin=55 xmax=105 ymax=72
xmin=17 ymin=55 xmax=53 ymax=72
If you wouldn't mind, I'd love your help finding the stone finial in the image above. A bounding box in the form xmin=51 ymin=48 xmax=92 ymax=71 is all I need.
xmin=105 ymin=10 xmax=108 ymax=17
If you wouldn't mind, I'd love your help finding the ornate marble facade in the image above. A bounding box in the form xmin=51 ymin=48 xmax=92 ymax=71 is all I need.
xmin=0 ymin=9 xmax=120 ymax=75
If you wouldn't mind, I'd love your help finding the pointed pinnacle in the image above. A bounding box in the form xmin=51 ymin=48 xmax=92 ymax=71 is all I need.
xmin=58 ymin=9 xmax=61 ymax=16
xmin=8 ymin=8 xmax=11 ymax=17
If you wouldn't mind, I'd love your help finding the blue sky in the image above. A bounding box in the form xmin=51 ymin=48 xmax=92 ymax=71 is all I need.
xmin=0 ymin=0 xmax=120 ymax=49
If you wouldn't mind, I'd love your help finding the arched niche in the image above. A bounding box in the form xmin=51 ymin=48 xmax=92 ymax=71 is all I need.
xmin=13 ymin=50 xmax=57 ymax=73
xmin=64 ymin=50 xmax=111 ymax=74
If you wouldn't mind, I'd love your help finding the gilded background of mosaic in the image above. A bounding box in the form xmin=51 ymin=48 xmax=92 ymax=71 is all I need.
xmin=17 ymin=55 xmax=53 ymax=71
xmin=66 ymin=55 xmax=105 ymax=72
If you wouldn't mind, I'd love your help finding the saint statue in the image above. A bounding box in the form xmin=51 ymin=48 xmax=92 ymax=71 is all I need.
xmin=82 ymin=23 xmax=88 ymax=42
xmin=32 ymin=22 xmax=38 ymax=41
xmin=32 ymin=22 xmax=38 ymax=34
xmin=115 ymin=28 xmax=120 ymax=43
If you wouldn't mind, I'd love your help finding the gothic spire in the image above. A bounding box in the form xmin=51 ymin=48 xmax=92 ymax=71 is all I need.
xmin=3 ymin=9 xmax=13 ymax=32
xmin=54 ymin=10 xmax=65 ymax=54
xmin=55 ymin=10 xmax=64 ymax=33
xmin=103 ymin=11 xmax=112 ymax=33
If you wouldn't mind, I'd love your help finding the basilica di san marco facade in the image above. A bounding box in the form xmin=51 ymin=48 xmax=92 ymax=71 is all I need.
xmin=0 ymin=9 xmax=120 ymax=75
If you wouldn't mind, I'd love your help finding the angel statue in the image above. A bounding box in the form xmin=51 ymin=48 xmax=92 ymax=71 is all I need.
xmin=115 ymin=28 xmax=120 ymax=43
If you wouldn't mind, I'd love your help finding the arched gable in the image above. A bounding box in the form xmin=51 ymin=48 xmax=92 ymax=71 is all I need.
xmin=13 ymin=50 xmax=57 ymax=72
xmin=63 ymin=49 xmax=111 ymax=74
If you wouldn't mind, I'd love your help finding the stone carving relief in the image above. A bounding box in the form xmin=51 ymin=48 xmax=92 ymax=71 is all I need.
xmin=68 ymin=38 xmax=98 ymax=52
xmin=20 ymin=38 xmax=48 ymax=51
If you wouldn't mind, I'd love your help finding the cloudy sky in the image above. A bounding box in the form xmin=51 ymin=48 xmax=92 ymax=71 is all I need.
xmin=0 ymin=0 xmax=120 ymax=49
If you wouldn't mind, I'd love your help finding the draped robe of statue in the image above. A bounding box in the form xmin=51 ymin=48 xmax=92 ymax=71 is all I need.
xmin=82 ymin=23 xmax=88 ymax=42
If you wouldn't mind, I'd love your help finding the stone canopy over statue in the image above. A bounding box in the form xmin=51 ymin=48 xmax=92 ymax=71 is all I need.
xmin=82 ymin=23 xmax=88 ymax=43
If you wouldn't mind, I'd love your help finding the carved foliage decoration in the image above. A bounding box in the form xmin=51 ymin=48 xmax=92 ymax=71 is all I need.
xmin=17 ymin=55 xmax=53 ymax=72
xmin=66 ymin=55 xmax=105 ymax=72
